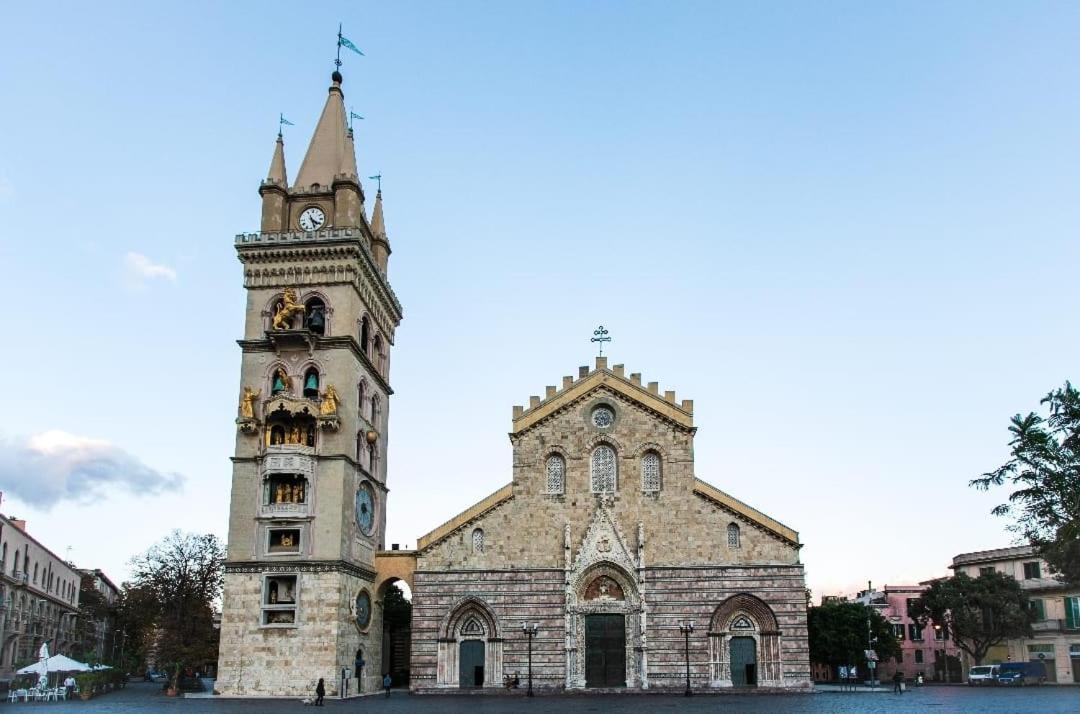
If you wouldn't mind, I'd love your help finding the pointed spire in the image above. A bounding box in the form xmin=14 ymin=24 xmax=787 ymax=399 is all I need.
xmin=342 ymin=127 xmax=359 ymax=178
xmin=294 ymin=72 xmax=350 ymax=189
xmin=370 ymin=189 xmax=386 ymax=238
xmin=267 ymin=133 xmax=288 ymax=186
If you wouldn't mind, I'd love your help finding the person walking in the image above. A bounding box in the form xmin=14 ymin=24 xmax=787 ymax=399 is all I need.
xmin=383 ymin=673 xmax=392 ymax=698
xmin=63 ymin=675 xmax=76 ymax=698
xmin=892 ymin=670 xmax=903 ymax=694
xmin=315 ymin=677 xmax=325 ymax=706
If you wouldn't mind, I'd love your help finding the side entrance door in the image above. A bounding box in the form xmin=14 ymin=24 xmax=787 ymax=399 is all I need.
xmin=585 ymin=614 xmax=626 ymax=687
xmin=459 ymin=640 xmax=484 ymax=688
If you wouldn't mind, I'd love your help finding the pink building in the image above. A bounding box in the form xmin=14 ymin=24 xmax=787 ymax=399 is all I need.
xmin=875 ymin=585 xmax=962 ymax=682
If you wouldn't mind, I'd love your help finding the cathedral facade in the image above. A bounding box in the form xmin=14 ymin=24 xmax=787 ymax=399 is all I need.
xmin=217 ymin=65 xmax=810 ymax=697
xmin=409 ymin=360 xmax=811 ymax=692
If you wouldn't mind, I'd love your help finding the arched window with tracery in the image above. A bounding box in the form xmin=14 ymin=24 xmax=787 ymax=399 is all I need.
xmin=545 ymin=454 xmax=565 ymax=494
xmin=641 ymin=451 xmax=661 ymax=492
xmin=727 ymin=522 xmax=741 ymax=549
xmin=590 ymin=444 xmax=617 ymax=493
xmin=358 ymin=381 xmax=367 ymax=420
xmin=360 ymin=316 xmax=371 ymax=356
xmin=472 ymin=528 xmax=484 ymax=553
xmin=370 ymin=396 xmax=380 ymax=428
xmin=372 ymin=335 xmax=384 ymax=374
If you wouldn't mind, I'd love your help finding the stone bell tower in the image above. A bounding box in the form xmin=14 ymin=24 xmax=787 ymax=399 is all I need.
xmin=216 ymin=68 xmax=403 ymax=697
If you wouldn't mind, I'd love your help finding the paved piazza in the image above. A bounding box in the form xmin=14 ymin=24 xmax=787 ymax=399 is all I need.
xmin=12 ymin=681 xmax=1075 ymax=713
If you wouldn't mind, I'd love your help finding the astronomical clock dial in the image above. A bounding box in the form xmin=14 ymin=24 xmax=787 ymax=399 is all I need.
xmin=298 ymin=206 xmax=326 ymax=231
xmin=355 ymin=590 xmax=371 ymax=629
xmin=355 ymin=482 xmax=375 ymax=536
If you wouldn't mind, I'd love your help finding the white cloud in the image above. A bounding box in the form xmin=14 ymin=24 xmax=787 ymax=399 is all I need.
xmin=124 ymin=251 xmax=177 ymax=287
xmin=0 ymin=430 xmax=185 ymax=509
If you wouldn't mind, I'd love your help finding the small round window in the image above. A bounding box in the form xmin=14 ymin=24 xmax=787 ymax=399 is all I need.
xmin=591 ymin=406 xmax=615 ymax=428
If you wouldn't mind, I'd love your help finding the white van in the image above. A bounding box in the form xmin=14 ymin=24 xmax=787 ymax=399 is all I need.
xmin=967 ymin=665 xmax=999 ymax=685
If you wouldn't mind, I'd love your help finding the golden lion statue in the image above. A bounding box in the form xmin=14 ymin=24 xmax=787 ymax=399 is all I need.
xmin=272 ymin=288 xmax=305 ymax=330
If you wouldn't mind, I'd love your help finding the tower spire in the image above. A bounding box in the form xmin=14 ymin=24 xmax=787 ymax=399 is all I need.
xmin=370 ymin=186 xmax=391 ymax=273
xmin=294 ymin=72 xmax=350 ymax=190
xmin=267 ymin=132 xmax=287 ymax=186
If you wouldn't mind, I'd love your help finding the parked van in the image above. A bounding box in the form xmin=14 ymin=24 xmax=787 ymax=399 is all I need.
xmin=996 ymin=661 xmax=1046 ymax=686
xmin=967 ymin=665 xmax=999 ymax=685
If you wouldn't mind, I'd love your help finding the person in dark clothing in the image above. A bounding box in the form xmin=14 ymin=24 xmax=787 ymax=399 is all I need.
xmin=893 ymin=670 xmax=904 ymax=693
xmin=383 ymin=673 xmax=392 ymax=698
xmin=315 ymin=678 xmax=325 ymax=706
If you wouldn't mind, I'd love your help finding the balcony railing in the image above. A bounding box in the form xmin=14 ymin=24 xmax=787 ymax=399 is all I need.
xmin=1032 ymin=619 xmax=1063 ymax=633
xmin=259 ymin=501 xmax=311 ymax=518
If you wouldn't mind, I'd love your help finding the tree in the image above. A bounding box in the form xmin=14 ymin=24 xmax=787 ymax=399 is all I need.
xmin=808 ymin=602 xmax=900 ymax=677
xmin=972 ymin=381 xmax=1080 ymax=583
xmin=908 ymin=571 xmax=1032 ymax=665
xmin=73 ymin=573 xmax=114 ymax=665
xmin=128 ymin=531 xmax=224 ymax=689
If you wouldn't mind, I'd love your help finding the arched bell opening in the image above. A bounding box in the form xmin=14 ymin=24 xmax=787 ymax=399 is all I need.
xmin=304 ymin=296 xmax=327 ymax=335
xmin=302 ymin=367 xmax=320 ymax=398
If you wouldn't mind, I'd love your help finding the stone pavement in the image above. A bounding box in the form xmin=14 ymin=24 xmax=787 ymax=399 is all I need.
xmin=14 ymin=681 xmax=1077 ymax=713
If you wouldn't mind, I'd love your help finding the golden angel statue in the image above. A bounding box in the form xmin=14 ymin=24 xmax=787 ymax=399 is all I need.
xmin=320 ymin=384 xmax=340 ymax=416
xmin=272 ymin=287 xmax=305 ymax=330
xmin=239 ymin=387 xmax=261 ymax=419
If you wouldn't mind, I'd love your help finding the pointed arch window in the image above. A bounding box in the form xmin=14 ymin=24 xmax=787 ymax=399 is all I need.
xmin=590 ymin=444 xmax=617 ymax=493
xmin=360 ymin=316 xmax=371 ymax=356
xmin=472 ymin=528 xmax=484 ymax=554
xmin=358 ymin=381 xmax=366 ymax=420
xmin=304 ymin=297 xmax=327 ymax=335
xmin=303 ymin=368 xmax=320 ymax=398
xmin=370 ymin=396 xmax=380 ymax=428
xmin=641 ymin=451 xmax=661 ymax=492
xmin=545 ymin=454 xmax=565 ymax=495
xmin=727 ymin=522 xmax=741 ymax=549
xmin=372 ymin=335 xmax=384 ymax=374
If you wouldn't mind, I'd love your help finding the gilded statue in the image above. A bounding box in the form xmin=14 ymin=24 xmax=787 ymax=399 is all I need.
xmin=274 ymin=484 xmax=284 ymax=503
xmin=292 ymin=483 xmax=304 ymax=502
xmin=239 ymin=387 xmax=260 ymax=419
xmin=288 ymin=425 xmax=302 ymax=445
xmin=272 ymin=288 xmax=305 ymax=330
xmin=320 ymin=385 xmax=339 ymax=416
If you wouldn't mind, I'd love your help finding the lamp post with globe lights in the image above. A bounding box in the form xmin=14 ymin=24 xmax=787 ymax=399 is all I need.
xmin=679 ymin=621 xmax=694 ymax=696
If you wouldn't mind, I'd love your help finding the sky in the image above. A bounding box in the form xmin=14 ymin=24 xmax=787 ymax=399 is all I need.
xmin=0 ymin=1 xmax=1078 ymax=601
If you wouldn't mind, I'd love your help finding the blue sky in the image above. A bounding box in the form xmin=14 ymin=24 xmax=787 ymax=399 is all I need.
xmin=1 ymin=1 xmax=1078 ymax=598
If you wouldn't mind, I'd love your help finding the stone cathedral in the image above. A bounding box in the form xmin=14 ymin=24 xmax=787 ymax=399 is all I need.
xmin=217 ymin=67 xmax=811 ymax=697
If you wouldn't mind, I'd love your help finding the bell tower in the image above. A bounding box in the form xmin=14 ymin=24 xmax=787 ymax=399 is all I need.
xmin=216 ymin=68 xmax=403 ymax=697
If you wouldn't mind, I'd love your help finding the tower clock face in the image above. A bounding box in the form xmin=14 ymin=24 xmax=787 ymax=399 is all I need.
xmin=298 ymin=206 xmax=326 ymax=231
xmin=355 ymin=590 xmax=371 ymax=629
xmin=355 ymin=482 xmax=375 ymax=535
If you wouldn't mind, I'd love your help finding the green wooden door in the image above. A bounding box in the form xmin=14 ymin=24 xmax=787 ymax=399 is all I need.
xmin=459 ymin=640 xmax=485 ymax=688
xmin=585 ymin=614 xmax=626 ymax=687
xmin=730 ymin=636 xmax=757 ymax=687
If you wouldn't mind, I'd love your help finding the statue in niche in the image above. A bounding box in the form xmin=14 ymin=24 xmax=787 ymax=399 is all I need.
xmin=320 ymin=385 xmax=339 ymax=416
xmin=292 ymin=483 xmax=304 ymax=502
xmin=239 ymin=387 xmax=260 ymax=419
xmin=306 ymin=424 xmax=316 ymax=446
xmin=272 ymin=288 xmax=305 ymax=330
xmin=269 ymin=425 xmax=285 ymax=445
xmin=272 ymin=368 xmax=290 ymax=395
xmin=280 ymin=532 xmax=294 ymax=548
xmin=274 ymin=484 xmax=284 ymax=503
xmin=288 ymin=425 xmax=302 ymax=445
xmin=269 ymin=581 xmax=279 ymax=603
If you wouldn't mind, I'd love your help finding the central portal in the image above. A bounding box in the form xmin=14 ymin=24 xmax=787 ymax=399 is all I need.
xmin=585 ymin=614 xmax=626 ymax=687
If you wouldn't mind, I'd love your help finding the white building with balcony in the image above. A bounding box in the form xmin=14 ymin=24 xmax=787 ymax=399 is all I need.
xmin=951 ymin=545 xmax=1080 ymax=683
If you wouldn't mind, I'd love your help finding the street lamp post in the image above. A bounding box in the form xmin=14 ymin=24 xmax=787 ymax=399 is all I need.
xmin=522 ymin=622 xmax=538 ymax=697
xmin=679 ymin=622 xmax=694 ymax=696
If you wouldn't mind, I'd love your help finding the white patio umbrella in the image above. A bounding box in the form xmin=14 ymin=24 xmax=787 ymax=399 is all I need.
xmin=17 ymin=654 xmax=93 ymax=676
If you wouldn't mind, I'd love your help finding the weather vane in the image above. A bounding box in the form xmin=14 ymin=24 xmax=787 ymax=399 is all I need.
xmin=278 ymin=113 xmax=294 ymax=136
xmin=335 ymin=22 xmax=364 ymax=71
xmin=591 ymin=325 xmax=611 ymax=357
xmin=349 ymin=108 xmax=364 ymax=131
xmin=369 ymin=173 xmax=382 ymax=192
